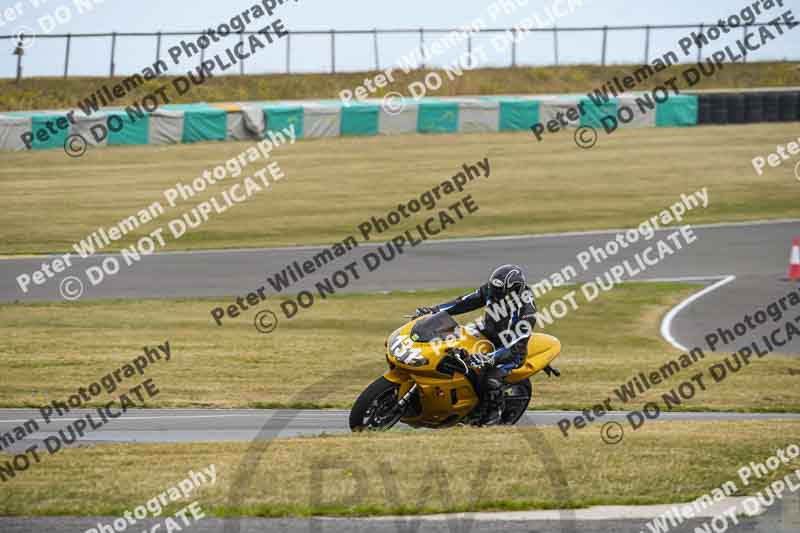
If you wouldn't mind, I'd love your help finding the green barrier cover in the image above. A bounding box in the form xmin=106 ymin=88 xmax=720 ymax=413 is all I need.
xmin=265 ymin=106 xmax=304 ymax=139
xmin=580 ymin=98 xmax=617 ymax=129
xmin=181 ymin=108 xmax=227 ymax=143
xmin=656 ymin=95 xmax=699 ymax=127
xmin=31 ymin=114 xmax=69 ymax=150
xmin=498 ymin=99 xmax=540 ymax=131
xmin=107 ymin=111 xmax=150 ymax=146
xmin=340 ymin=104 xmax=379 ymax=136
xmin=417 ymin=102 xmax=459 ymax=134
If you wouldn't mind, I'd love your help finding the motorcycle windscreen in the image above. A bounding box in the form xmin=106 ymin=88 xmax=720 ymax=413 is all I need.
xmin=410 ymin=311 xmax=459 ymax=342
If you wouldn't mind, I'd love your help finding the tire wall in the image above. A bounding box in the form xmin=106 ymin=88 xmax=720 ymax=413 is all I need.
xmin=696 ymin=90 xmax=800 ymax=125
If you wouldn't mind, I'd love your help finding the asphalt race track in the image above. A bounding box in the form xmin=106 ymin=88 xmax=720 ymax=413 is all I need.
xmin=3 ymin=219 xmax=799 ymax=355
xmin=2 ymin=408 xmax=800 ymax=453
xmin=667 ymin=273 xmax=800 ymax=353
xmin=1 ymin=219 xmax=797 ymax=302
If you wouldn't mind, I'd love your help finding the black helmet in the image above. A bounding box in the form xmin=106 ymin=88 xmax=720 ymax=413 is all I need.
xmin=487 ymin=264 xmax=526 ymax=301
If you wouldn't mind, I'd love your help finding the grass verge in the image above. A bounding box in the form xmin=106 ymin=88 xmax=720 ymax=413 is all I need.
xmin=1 ymin=62 xmax=799 ymax=112
xmin=0 ymin=420 xmax=798 ymax=516
xmin=1 ymin=283 xmax=798 ymax=411
xmin=1 ymin=123 xmax=799 ymax=255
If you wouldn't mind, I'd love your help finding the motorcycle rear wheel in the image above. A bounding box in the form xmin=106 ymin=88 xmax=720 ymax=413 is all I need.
xmin=349 ymin=377 xmax=403 ymax=432
xmin=501 ymin=378 xmax=532 ymax=425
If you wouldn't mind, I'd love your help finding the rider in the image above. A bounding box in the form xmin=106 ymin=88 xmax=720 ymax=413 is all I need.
xmin=412 ymin=264 xmax=537 ymax=425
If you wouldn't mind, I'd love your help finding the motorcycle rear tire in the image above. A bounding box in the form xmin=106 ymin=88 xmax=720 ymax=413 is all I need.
xmin=501 ymin=378 xmax=532 ymax=425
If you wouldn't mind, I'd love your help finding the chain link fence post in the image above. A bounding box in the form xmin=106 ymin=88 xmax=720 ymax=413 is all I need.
xmin=13 ymin=38 xmax=24 ymax=84
xmin=373 ymin=28 xmax=379 ymax=71
xmin=330 ymin=29 xmax=336 ymax=73
xmin=155 ymin=31 xmax=162 ymax=72
xmin=601 ymin=25 xmax=608 ymax=66
xmin=511 ymin=28 xmax=517 ymax=67
xmin=110 ymin=31 xmax=117 ymax=78
xmin=64 ymin=34 xmax=71 ymax=78
xmin=553 ymin=26 xmax=559 ymax=66
xmin=419 ymin=28 xmax=425 ymax=69
xmin=286 ymin=30 xmax=291 ymax=73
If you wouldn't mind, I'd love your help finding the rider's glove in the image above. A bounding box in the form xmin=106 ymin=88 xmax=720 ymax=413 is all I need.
xmin=465 ymin=352 xmax=494 ymax=370
xmin=412 ymin=306 xmax=437 ymax=318
xmin=445 ymin=347 xmax=469 ymax=358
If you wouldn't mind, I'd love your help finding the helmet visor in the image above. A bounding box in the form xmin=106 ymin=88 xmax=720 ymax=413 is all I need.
xmin=488 ymin=279 xmax=505 ymax=301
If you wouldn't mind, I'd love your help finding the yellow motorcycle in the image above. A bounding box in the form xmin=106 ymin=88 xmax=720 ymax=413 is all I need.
xmin=349 ymin=311 xmax=562 ymax=431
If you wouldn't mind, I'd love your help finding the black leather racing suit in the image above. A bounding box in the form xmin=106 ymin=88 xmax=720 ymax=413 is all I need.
xmin=434 ymin=283 xmax=537 ymax=419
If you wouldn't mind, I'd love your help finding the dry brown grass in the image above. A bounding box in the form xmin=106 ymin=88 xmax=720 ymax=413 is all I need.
xmin=0 ymin=420 xmax=798 ymax=516
xmin=2 ymin=62 xmax=798 ymax=112
xmin=0 ymin=123 xmax=798 ymax=255
xmin=1 ymin=284 xmax=798 ymax=411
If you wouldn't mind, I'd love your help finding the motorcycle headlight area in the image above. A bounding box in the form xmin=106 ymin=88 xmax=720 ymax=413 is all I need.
xmin=397 ymin=352 xmax=429 ymax=367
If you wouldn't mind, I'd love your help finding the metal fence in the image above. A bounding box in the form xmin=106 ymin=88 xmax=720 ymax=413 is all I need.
xmin=2 ymin=22 xmax=796 ymax=81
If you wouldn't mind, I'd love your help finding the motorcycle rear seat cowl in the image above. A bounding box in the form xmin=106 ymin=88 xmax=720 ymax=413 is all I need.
xmin=507 ymin=333 xmax=562 ymax=383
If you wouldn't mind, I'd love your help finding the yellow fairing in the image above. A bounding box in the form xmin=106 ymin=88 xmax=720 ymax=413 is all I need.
xmin=397 ymin=372 xmax=478 ymax=427
xmin=382 ymin=367 xmax=408 ymax=384
xmin=382 ymin=318 xmax=562 ymax=427
xmin=507 ymin=333 xmax=562 ymax=383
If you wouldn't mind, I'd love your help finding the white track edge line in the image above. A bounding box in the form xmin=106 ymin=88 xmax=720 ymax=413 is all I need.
xmin=660 ymin=275 xmax=737 ymax=352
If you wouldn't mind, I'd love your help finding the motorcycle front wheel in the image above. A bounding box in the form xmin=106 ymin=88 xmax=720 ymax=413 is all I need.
xmin=349 ymin=377 xmax=403 ymax=432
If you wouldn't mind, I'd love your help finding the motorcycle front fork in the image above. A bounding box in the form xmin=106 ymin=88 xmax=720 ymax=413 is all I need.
xmin=394 ymin=383 xmax=418 ymax=415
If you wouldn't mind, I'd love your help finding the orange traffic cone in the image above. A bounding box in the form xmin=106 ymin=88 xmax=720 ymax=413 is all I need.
xmin=789 ymin=238 xmax=800 ymax=281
